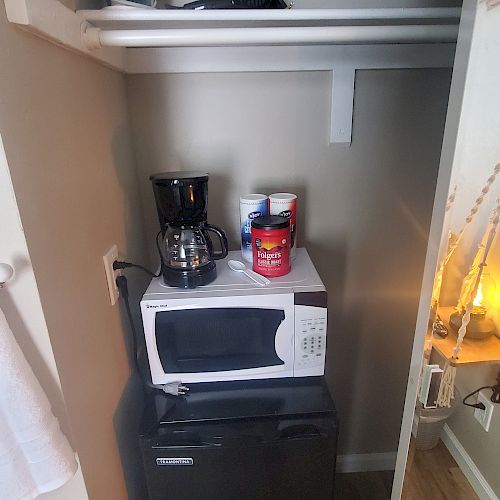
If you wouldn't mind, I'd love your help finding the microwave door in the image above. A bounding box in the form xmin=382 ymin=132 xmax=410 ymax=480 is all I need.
xmin=155 ymin=308 xmax=286 ymax=374
xmin=150 ymin=301 xmax=294 ymax=383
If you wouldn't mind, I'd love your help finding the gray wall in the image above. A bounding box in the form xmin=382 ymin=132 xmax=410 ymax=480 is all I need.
xmin=127 ymin=68 xmax=451 ymax=455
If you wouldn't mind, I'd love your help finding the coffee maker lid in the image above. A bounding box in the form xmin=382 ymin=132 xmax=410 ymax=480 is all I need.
xmin=150 ymin=171 xmax=209 ymax=186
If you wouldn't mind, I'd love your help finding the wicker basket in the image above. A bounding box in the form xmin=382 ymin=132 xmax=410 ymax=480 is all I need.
xmin=413 ymin=391 xmax=459 ymax=450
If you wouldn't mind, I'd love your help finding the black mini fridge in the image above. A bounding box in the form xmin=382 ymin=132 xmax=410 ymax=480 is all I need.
xmin=139 ymin=377 xmax=337 ymax=500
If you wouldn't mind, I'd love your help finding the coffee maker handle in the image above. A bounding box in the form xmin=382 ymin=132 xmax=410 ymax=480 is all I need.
xmin=203 ymin=224 xmax=229 ymax=260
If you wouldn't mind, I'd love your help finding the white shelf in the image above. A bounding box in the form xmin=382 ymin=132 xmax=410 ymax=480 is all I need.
xmin=4 ymin=0 xmax=460 ymax=144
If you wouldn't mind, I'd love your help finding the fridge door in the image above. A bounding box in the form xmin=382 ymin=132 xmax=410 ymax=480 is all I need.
xmin=140 ymin=416 xmax=337 ymax=500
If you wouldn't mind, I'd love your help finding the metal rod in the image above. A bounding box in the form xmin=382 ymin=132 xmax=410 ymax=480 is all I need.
xmin=78 ymin=7 xmax=461 ymax=23
xmin=86 ymin=25 xmax=458 ymax=49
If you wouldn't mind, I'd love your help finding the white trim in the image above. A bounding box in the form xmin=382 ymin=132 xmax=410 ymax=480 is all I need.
xmin=390 ymin=1 xmax=477 ymax=497
xmin=337 ymin=452 xmax=397 ymax=473
xmin=441 ymin=424 xmax=499 ymax=500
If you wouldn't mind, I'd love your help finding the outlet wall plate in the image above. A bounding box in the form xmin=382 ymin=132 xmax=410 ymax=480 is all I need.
xmin=474 ymin=390 xmax=494 ymax=432
xmin=103 ymin=245 xmax=120 ymax=305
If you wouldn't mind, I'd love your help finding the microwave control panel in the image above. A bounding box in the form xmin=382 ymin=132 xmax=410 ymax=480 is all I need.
xmin=294 ymin=305 xmax=327 ymax=375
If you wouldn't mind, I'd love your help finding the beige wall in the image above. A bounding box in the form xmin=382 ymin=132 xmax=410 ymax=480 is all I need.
xmin=0 ymin=4 xmax=147 ymax=499
xmin=127 ymin=68 xmax=451 ymax=455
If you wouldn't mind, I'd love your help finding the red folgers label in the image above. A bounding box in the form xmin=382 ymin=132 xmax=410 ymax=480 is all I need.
xmin=251 ymin=216 xmax=291 ymax=277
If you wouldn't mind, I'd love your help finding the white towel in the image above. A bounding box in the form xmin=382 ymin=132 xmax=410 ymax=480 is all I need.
xmin=0 ymin=306 xmax=77 ymax=500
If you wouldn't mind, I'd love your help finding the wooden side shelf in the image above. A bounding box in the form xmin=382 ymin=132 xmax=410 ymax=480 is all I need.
xmin=432 ymin=307 xmax=500 ymax=365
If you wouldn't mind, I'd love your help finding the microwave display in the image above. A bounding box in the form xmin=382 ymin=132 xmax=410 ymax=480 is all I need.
xmin=155 ymin=308 xmax=286 ymax=373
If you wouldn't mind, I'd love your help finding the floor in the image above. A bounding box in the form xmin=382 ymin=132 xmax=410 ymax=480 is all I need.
xmin=334 ymin=438 xmax=478 ymax=499
xmin=401 ymin=438 xmax=478 ymax=500
xmin=335 ymin=471 xmax=394 ymax=499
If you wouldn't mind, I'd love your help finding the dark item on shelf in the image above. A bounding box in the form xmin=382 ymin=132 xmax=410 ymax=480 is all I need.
xmin=432 ymin=316 xmax=448 ymax=338
xmin=180 ymin=0 xmax=288 ymax=8
xmin=449 ymin=308 xmax=497 ymax=340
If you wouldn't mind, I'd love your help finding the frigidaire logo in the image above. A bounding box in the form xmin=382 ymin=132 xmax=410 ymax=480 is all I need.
xmin=248 ymin=211 xmax=262 ymax=219
xmin=156 ymin=458 xmax=193 ymax=466
xmin=279 ymin=210 xmax=292 ymax=218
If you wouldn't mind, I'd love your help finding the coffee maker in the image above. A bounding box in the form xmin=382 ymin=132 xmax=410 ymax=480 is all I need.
xmin=151 ymin=172 xmax=228 ymax=289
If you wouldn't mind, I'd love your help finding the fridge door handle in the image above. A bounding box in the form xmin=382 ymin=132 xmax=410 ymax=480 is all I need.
xmin=153 ymin=440 xmax=219 ymax=449
xmin=277 ymin=424 xmax=325 ymax=440
xmin=153 ymin=431 xmax=221 ymax=449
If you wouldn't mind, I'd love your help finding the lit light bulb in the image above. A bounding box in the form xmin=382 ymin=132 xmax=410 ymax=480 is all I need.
xmin=450 ymin=271 xmax=498 ymax=340
xmin=473 ymin=282 xmax=484 ymax=309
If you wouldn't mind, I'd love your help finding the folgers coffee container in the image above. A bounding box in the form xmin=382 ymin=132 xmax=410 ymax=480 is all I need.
xmin=269 ymin=193 xmax=297 ymax=259
xmin=251 ymin=215 xmax=291 ymax=277
xmin=240 ymin=194 xmax=269 ymax=262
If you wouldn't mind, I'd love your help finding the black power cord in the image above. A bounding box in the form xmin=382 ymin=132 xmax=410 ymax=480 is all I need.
xmin=113 ymin=260 xmax=160 ymax=278
xmin=491 ymin=372 xmax=500 ymax=404
xmin=115 ymin=275 xmax=143 ymax=380
xmin=463 ymin=372 xmax=500 ymax=410
xmin=113 ymin=231 xmax=163 ymax=278
xmin=115 ymin=274 xmax=189 ymax=397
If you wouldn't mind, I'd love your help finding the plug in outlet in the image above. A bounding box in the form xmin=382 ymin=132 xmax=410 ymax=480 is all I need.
xmin=103 ymin=245 xmax=120 ymax=305
xmin=474 ymin=390 xmax=494 ymax=432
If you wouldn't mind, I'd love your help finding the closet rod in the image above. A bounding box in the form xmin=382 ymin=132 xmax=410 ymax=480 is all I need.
xmin=84 ymin=25 xmax=458 ymax=49
xmin=79 ymin=7 xmax=461 ymax=23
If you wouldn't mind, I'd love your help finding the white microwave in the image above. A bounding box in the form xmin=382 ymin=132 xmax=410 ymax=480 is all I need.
xmin=140 ymin=248 xmax=327 ymax=385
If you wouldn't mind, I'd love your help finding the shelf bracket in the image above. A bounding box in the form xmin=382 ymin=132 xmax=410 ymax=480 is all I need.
xmin=331 ymin=67 xmax=356 ymax=145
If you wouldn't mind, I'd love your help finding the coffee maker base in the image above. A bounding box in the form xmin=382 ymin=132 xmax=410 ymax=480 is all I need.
xmin=162 ymin=261 xmax=217 ymax=289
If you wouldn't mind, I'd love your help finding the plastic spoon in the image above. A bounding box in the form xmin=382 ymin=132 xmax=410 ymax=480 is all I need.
xmin=228 ymin=260 xmax=271 ymax=287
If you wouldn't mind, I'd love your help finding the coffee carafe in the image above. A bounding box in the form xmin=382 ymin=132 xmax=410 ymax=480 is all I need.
xmin=151 ymin=172 xmax=228 ymax=288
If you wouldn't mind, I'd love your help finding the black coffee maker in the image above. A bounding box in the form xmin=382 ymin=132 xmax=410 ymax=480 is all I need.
xmin=151 ymin=172 xmax=228 ymax=288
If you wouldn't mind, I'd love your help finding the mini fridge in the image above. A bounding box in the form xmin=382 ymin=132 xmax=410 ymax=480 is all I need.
xmin=139 ymin=377 xmax=337 ymax=500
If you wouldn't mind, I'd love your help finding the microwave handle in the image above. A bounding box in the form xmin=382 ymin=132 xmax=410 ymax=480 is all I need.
xmin=273 ymin=308 xmax=294 ymax=366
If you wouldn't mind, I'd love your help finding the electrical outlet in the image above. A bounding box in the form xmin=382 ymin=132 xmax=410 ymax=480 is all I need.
xmin=474 ymin=390 xmax=494 ymax=432
xmin=103 ymin=245 xmax=120 ymax=305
